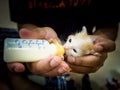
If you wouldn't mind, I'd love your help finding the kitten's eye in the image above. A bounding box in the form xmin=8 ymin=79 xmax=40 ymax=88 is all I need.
xmin=73 ymin=49 xmax=77 ymax=53
xmin=69 ymin=39 xmax=72 ymax=43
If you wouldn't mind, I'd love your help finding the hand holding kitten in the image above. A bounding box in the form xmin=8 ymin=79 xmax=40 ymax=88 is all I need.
xmin=64 ymin=26 xmax=115 ymax=73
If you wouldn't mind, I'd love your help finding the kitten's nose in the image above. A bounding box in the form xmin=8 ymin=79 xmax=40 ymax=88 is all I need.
xmin=64 ymin=47 xmax=67 ymax=50
xmin=64 ymin=46 xmax=70 ymax=50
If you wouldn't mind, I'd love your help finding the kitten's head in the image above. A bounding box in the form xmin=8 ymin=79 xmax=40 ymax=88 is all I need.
xmin=63 ymin=35 xmax=83 ymax=57
xmin=63 ymin=26 xmax=93 ymax=57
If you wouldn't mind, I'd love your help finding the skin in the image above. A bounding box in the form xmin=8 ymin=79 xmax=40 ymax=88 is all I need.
xmin=7 ymin=23 xmax=118 ymax=76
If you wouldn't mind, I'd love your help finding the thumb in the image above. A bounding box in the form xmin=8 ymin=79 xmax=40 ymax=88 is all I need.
xmin=93 ymin=41 xmax=116 ymax=53
xmin=93 ymin=44 xmax=104 ymax=52
xmin=91 ymin=35 xmax=116 ymax=53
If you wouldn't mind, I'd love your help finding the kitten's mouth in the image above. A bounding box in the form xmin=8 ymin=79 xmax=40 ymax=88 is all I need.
xmin=64 ymin=47 xmax=68 ymax=50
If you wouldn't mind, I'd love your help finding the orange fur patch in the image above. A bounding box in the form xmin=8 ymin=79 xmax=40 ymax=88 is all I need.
xmin=74 ymin=32 xmax=88 ymax=39
xmin=81 ymin=42 xmax=93 ymax=53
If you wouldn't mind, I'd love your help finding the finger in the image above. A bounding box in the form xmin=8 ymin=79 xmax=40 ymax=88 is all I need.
xmin=26 ymin=56 xmax=63 ymax=75
xmin=93 ymin=44 xmax=104 ymax=52
xmin=44 ymin=61 xmax=71 ymax=77
xmin=76 ymin=54 xmax=107 ymax=67
xmin=42 ymin=27 xmax=58 ymax=40
xmin=7 ymin=62 xmax=25 ymax=72
xmin=91 ymin=35 xmax=116 ymax=53
xmin=67 ymin=53 xmax=107 ymax=67
xmin=94 ymin=40 xmax=116 ymax=53
xmin=42 ymin=27 xmax=62 ymax=43
xmin=69 ymin=64 xmax=101 ymax=73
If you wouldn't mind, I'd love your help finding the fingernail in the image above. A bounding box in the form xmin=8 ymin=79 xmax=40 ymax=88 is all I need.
xmin=58 ymin=68 xmax=65 ymax=74
xmin=14 ymin=67 xmax=19 ymax=72
xmin=50 ymin=57 xmax=60 ymax=67
xmin=14 ymin=66 xmax=24 ymax=72
xmin=68 ymin=56 xmax=75 ymax=63
xmin=58 ymin=67 xmax=71 ymax=74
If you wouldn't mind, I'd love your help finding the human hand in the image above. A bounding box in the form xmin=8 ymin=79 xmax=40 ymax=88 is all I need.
xmin=65 ymin=35 xmax=116 ymax=73
xmin=7 ymin=27 xmax=71 ymax=76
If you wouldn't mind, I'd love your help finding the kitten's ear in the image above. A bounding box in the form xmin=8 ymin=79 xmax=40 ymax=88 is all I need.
xmin=19 ymin=28 xmax=39 ymax=39
xmin=68 ymin=35 xmax=74 ymax=38
xmin=81 ymin=26 xmax=88 ymax=34
xmin=67 ymin=35 xmax=74 ymax=40
xmin=92 ymin=26 xmax=96 ymax=33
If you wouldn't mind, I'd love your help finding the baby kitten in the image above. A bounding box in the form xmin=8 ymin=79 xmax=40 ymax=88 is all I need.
xmin=63 ymin=26 xmax=98 ymax=57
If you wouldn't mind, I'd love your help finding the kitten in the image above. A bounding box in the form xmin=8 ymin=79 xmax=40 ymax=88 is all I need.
xmin=63 ymin=26 xmax=98 ymax=57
